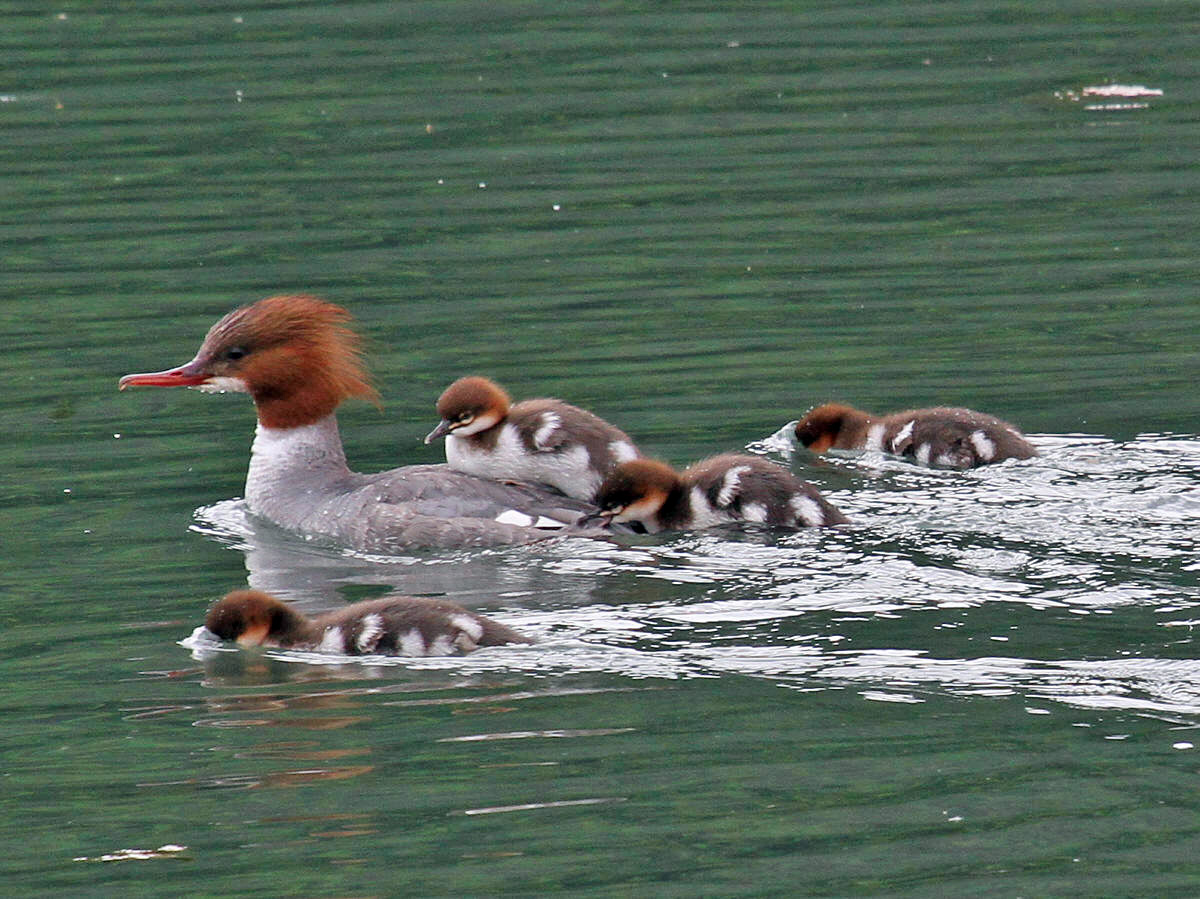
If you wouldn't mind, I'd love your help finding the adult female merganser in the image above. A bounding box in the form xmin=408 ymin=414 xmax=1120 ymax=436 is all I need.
xmin=424 ymin=376 xmax=641 ymax=501
xmin=204 ymin=589 xmax=532 ymax=655
xmin=118 ymin=294 xmax=612 ymax=549
xmin=585 ymin=454 xmax=849 ymax=533
xmin=794 ymin=403 xmax=1039 ymax=468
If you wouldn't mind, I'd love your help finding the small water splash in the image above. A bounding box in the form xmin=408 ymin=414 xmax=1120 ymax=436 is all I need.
xmin=744 ymin=420 xmax=799 ymax=458
xmin=182 ymin=434 xmax=1200 ymax=722
xmin=74 ymin=845 xmax=188 ymax=863
xmin=179 ymin=625 xmax=236 ymax=661
xmin=1054 ymin=83 xmax=1163 ymax=111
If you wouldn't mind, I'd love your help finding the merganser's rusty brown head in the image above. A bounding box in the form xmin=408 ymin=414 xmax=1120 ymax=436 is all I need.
xmin=793 ymin=403 xmax=871 ymax=454
xmin=119 ymin=294 xmax=378 ymax=428
xmin=583 ymin=458 xmax=682 ymax=527
xmin=204 ymin=589 xmax=304 ymax=647
xmin=424 ymin=376 xmax=512 ymax=443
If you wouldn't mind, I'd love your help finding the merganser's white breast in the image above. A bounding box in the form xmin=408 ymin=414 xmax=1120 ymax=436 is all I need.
xmin=243 ymin=415 xmax=600 ymax=549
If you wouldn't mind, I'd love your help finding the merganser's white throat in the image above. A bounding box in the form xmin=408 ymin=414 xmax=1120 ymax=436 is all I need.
xmin=241 ymin=415 xmax=579 ymax=547
xmin=245 ymin=416 xmax=352 ymax=520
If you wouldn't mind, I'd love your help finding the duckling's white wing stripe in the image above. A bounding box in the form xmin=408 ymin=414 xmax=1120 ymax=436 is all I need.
xmin=355 ymin=613 xmax=384 ymax=652
xmin=532 ymin=412 xmax=562 ymax=450
xmin=317 ymin=626 xmax=344 ymax=653
xmin=716 ymin=466 xmax=750 ymax=507
xmin=969 ymin=430 xmax=996 ymax=461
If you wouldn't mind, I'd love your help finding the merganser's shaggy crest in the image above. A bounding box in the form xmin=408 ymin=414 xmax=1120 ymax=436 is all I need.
xmin=794 ymin=403 xmax=1038 ymax=469
xmin=424 ymin=376 xmax=641 ymax=501
xmin=204 ymin=589 xmax=532 ymax=655
xmin=586 ymin=454 xmax=848 ymax=533
xmin=118 ymin=294 xmax=614 ymax=549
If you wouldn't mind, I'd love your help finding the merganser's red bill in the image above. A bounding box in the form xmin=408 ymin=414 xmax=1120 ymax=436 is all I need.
xmin=118 ymin=361 xmax=209 ymax=390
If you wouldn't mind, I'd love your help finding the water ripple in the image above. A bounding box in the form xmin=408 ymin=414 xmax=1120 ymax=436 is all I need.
xmin=188 ymin=434 xmax=1199 ymax=721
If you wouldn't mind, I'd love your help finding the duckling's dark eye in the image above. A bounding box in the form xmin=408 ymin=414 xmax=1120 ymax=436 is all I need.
xmin=224 ymin=346 xmax=248 ymax=361
xmin=457 ymin=412 xmax=474 ymax=423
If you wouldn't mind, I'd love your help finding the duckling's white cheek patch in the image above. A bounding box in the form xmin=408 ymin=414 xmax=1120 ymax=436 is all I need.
xmin=196 ymin=377 xmax=249 ymax=394
xmin=616 ymin=494 xmax=666 ymax=524
xmin=969 ymin=430 xmax=996 ymax=461
xmin=453 ymin=413 xmax=499 ymax=437
xmin=236 ymin=622 xmax=271 ymax=646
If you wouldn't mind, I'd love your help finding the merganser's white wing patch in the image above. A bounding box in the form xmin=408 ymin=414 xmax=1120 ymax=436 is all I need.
xmin=495 ymin=509 xmax=534 ymax=527
xmin=532 ymin=412 xmax=562 ymax=450
xmin=398 ymin=629 xmax=426 ymax=656
xmin=355 ymin=613 xmax=384 ymax=653
xmin=317 ymin=626 xmax=345 ymax=653
xmin=915 ymin=443 xmax=932 ymax=466
xmin=891 ymin=420 xmax=914 ymax=451
xmin=969 ymin=430 xmax=996 ymax=461
xmin=789 ymin=494 xmax=824 ymax=527
xmin=865 ymin=423 xmax=886 ymax=452
xmin=495 ymin=508 xmax=567 ymax=529
xmin=716 ymin=466 xmax=751 ymax=507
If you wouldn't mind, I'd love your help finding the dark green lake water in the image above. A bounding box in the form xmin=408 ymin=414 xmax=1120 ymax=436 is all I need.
xmin=4 ymin=3 xmax=1199 ymax=896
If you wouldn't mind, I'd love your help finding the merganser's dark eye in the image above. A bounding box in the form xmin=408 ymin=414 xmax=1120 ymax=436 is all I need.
xmin=457 ymin=413 xmax=474 ymax=424
xmin=225 ymin=346 xmax=248 ymax=361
